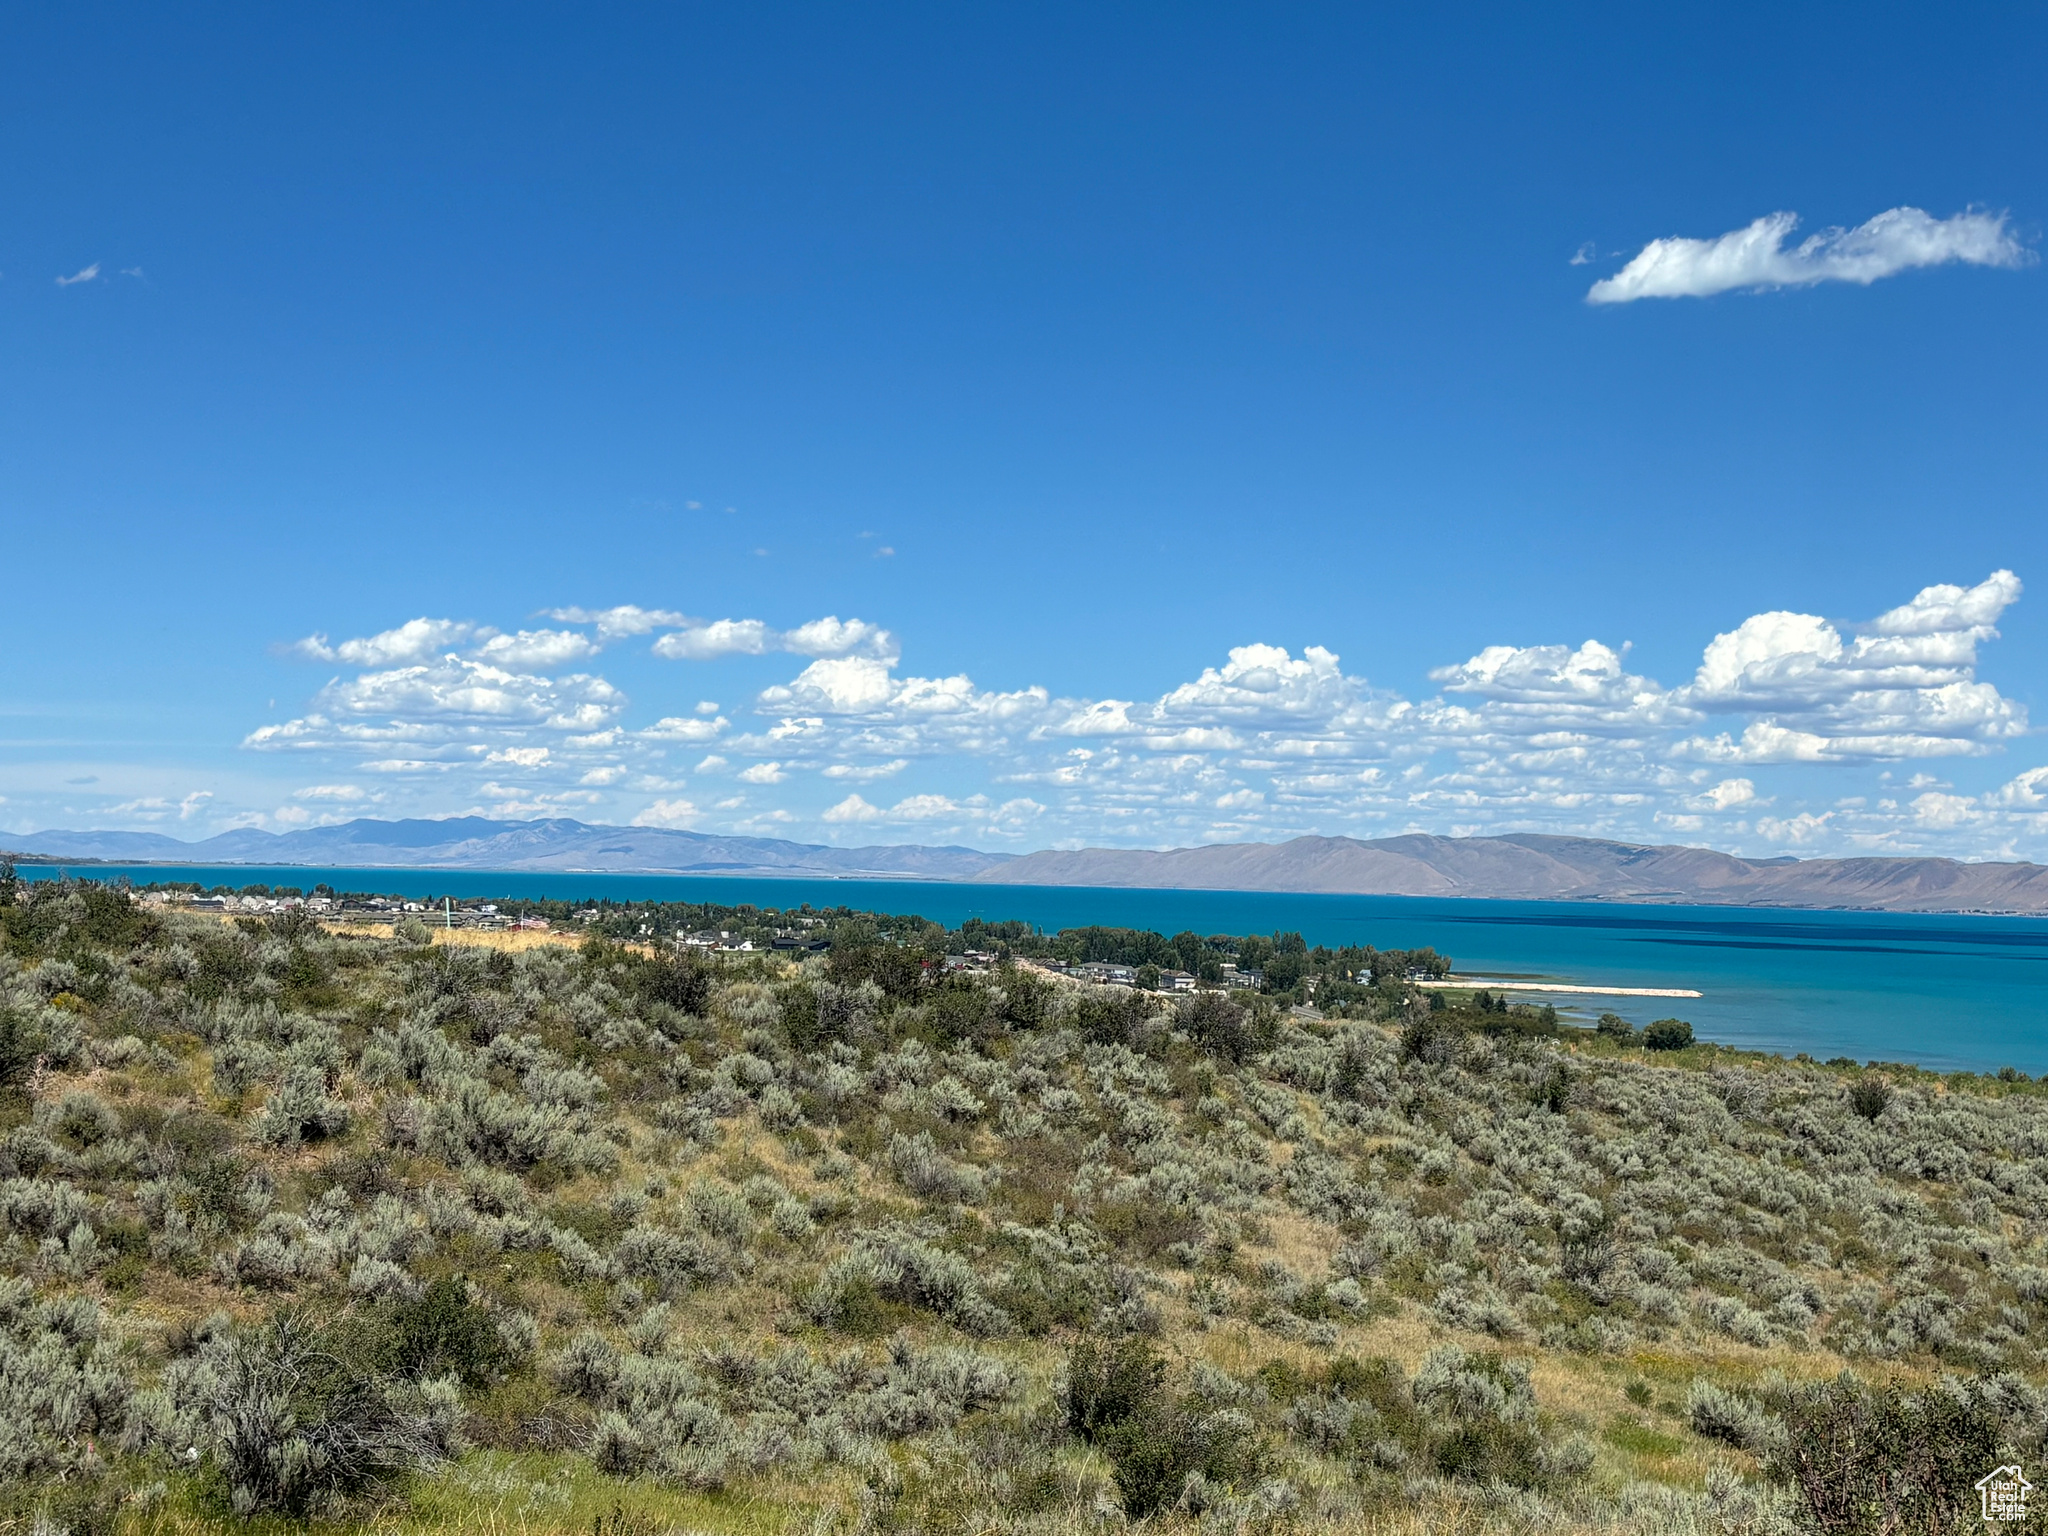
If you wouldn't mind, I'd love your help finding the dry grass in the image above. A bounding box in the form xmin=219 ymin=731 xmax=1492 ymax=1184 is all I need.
xmin=1245 ymin=1207 xmax=1347 ymax=1280
xmin=109 ymin=1450 xmax=837 ymax=1536
xmin=98 ymin=1491 xmax=1715 ymax=1536
xmin=324 ymin=922 xmax=588 ymax=954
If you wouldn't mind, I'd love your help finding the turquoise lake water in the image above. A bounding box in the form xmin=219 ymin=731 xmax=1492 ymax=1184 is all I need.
xmin=19 ymin=862 xmax=2048 ymax=1074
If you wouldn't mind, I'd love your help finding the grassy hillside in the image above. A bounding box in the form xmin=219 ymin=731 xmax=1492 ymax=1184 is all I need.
xmin=4 ymin=877 xmax=2047 ymax=1534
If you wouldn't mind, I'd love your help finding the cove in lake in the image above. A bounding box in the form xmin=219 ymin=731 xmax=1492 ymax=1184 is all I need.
xmin=21 ymin=862 xmax=2048 ymax=1075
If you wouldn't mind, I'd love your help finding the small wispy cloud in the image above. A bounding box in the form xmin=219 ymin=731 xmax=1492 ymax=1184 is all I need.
xmin=632 ymin=797 xmax=701 ymax=829
xmin=1588 ymin=206 xmax=2030 ymax=304
xmin=541 ymin=605 xmax=690 ymax=640
xmin=822 ymin=759 xmax=909 ymax=781
xmin=55 ymin=262 xmax=101 ymax=287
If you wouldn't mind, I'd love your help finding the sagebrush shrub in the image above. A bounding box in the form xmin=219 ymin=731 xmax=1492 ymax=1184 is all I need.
xmin=202 ymin=1310 xmax=443 ymax=1516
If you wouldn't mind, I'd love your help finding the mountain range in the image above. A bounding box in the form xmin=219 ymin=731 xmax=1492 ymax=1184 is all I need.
xmin=2 ymin=817 xmax=1011 ymax=880
xmin=972 ymin=832 xmax=2048 ymax=913
xmin=7 ymin=818 xmax=2048 ymax=913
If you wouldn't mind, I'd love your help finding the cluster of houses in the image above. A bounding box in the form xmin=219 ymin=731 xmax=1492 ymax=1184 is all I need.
xmin=678 ymin=928 xmax=831 ymax=954
xmin=137 ymin=889 xmax=551 ymax=931
xmin=954 ymin=950 xmax=1269 ymax=999
xmin=140 ymin=890 xmax=345 ymax=917
xmin=128 ymin=892 xmax=1296 ymax=995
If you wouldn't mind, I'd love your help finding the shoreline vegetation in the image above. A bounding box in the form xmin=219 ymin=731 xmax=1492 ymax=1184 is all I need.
xmin=4 ymin=868 xmax=2048 ymax=1534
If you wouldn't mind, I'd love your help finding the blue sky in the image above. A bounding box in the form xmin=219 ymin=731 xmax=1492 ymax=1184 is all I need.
xmin=5 ymin=2 xmax=2047 ymax=859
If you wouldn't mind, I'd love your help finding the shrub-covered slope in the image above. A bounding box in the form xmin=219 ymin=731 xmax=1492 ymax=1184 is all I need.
xmin=4 ymin=878 xmax=2047 ymax=1534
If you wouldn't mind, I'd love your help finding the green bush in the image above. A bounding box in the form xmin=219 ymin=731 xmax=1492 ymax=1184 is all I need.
xmin=391 ymin=1276 xmax=509 ymax=1388
xmin=636 ymin=953 xmax=713 ymax=1016
xmin=1179 ymin=991 xmax=1258 ymax=1064
xmin=1768 ymin=1374 xmax=2008 ymax=1534
xmin=1064 ymin=1335 xmax=1260 ymax=1516
xmin=1401 ymin=1012 xmax=1461 ymax=1064
xmin=1847 ymin=1077 xmax=1892 ymax=1121
xmin=1064 ymin=1335 xmax=1164 ymax=1440
xmin=1099 ymin=1402 xmax=1260 ymax=1517
xmin=927 ymin=974 xmax=998 ymax=1045
xmin=1074 ymin=988 xmax=1153 ymax=1049
xmin=1642 ymin=1017 xmax=1694 ymax=1051
xmin=0 ymin=1010 xmax=41 ymax=1093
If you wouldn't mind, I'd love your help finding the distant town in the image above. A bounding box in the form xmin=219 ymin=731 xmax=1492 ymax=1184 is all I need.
xmin=114 ymin=877 xmax=1455 ymax=1006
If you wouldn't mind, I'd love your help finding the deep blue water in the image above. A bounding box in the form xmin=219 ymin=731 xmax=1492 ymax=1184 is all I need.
xmin=19 ymin=862 xmax=2048 ymax=1074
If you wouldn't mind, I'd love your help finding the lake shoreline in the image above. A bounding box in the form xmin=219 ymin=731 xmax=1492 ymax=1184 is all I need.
xmin=17 ymin=862 xmax=2048 ymax=1073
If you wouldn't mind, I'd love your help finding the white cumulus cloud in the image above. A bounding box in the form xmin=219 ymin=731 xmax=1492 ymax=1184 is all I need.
xmin=247 ymin=657 xmax=625 ymax=753
xmin=652 ymin=619 xmax=774 ymax=660
xmin=784 ymin=616 xmax=899 ymax=661
xmin=472 ymin=629 xmax=599 ymax=669
xmin=1676 ymin=572 xmax=2025 ymax=760
xmin=652 ymin=614 xmax=897 ymax=662
xmin=632 ymin=798 xmax=701 ymax=828
xmin=1693 ymin=777 xmax=1761 ymax=811
xmin=1431 ymin=639 xmax=1681 ymax=733
xmin=1588 ymin=207 xmax=2029 ymax=304
xmin=240 ymin=574 xmax=2045 ymax=860
xmin=292 ymin=618 xmax=481 ymax=668
xmin=640 ymin=715 xmax=729 ymax=743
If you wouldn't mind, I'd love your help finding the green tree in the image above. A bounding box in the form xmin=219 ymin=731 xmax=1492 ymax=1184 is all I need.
xmin=1263 ymin=953 xmax=1305 ymax=993
xmin=1643 ymin=1018 xmax=1694 ymax=1051
xmin=1595 ymin=1012 xmax=1634 ymax=1043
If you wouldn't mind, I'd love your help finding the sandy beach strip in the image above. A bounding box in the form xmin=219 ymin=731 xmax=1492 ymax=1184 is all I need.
xmin=1418 ymin=977 xmax=1703 ymax=999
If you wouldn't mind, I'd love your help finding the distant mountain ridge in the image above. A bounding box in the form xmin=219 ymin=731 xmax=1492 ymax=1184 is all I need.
xmin=972 ymin=832 xmax=2048 ymax=914
xmin=10 ymin=819 xmax=2048 ymax=913
xmin=3 ymin=817 xmax=1011 ymax=880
